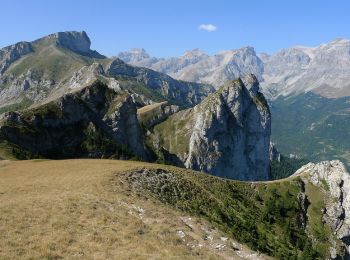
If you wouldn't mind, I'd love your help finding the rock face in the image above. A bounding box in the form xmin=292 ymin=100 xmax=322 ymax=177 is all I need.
xmin=0 ymin=41 xmax=33 ymax=75
xmin=152 ymin=74 xmax=271 ymax=180
xmin=293 ymin=160 xmax=350 ymax=258
xmin=269 ymin=142 xmax=281 ymax=162
xmin=0 ymin=81 xmax=149 ymax=160
xmin=41 ymin=31 xmax=106 ymax=58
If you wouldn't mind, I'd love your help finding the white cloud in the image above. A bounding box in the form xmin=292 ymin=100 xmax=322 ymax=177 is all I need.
xmin=198 ymin=24 xmax=217 ymax=32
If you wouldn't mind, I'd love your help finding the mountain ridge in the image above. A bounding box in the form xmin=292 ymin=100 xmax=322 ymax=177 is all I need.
xmin=0 ymin=31 xmax=213 ymax=113
xmin=118 ymin=38 xmax=350 ymax=99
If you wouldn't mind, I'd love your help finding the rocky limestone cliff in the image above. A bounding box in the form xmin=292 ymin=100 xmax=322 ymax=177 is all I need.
xmin=0 ymin=81 xmax=149 ymax=160
xmin=37 ymin=31 xmax=105 ymax=58
xmin=293 ymin=160 xmax=350 ymax=258
xmin=0 ymin=41 xmax=33 ymax=75
xmin=269 ymin=142 xmax=281 ymax=162
xmin=151 ymin=74 xmax=271 ymax=180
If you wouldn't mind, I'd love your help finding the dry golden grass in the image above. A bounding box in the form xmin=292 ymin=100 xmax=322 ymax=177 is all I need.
xmin=0 ymin=159 xmax=260 ymax=259
xmin=137 ymin=101 xmax=167 ymax=116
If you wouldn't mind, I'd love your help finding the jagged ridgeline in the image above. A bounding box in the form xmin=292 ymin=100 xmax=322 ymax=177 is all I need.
xmin=0 ymin=31 xmax=213 ymax=114
xmin=0 ymin=30 xmax=271 ymax=181
xmin=2 ymin=31 xmax=350 ymax=259
xmin=0 ymin=72 xmax=271 ymax=181
xmin=149 ymin=74 xmax=271 ymax=180
xmin=0 ymin=81 xmax=150 ymax=160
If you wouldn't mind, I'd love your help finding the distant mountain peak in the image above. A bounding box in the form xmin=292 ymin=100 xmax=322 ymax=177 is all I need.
xmin=129 ymin=48 xmax=149 ymax=55
xmin=118 ymin=48 xmax=152 ymax=63
xmin=328 ymin=38 xmax=350 ymax=44
xmin=54 ymin=31 xmax=91 ymax=53
xmin=182 ymin=48 xmax=207 ymax=58
xmin=34 ymin=30 xmax=105 ymax=58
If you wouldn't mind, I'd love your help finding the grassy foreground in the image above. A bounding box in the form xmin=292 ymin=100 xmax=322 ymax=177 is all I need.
xmin=0 ymin=159 xmax=266 ymax=260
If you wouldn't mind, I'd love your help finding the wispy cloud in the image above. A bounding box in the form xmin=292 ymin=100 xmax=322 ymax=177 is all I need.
xmin=198 ymin=24 xmax=217 ymax=32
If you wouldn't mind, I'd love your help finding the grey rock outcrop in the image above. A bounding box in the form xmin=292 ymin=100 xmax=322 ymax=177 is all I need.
xmin=269 ymin=142 xmax=281 ymax=162
xmin=40 ymin=31 xmax=106 ymax=58
xmin=294 ymin=160 xmax=350 ymax=257
xmin=0 ymin=81 xmax=149 ymax=160
xmin=152 ymin=75 xmax=271 ymax=180
xmin=0 ymin=41 xmax=33 ymax=75
xmin=103 ymin=94 xmax=148 ymax=158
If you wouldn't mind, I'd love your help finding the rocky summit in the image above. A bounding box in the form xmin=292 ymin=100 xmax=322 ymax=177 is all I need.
xmin=293 ymin=160 xmax=350 ymax=258
xmin=150 ymin=74 xmax=271 ymax=180
xmin=119 ymin=38 xmax=350 ymax=100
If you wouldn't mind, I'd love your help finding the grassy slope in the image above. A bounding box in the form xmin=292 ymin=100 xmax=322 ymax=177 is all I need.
xmin=271 ymin=92 xmax=350 ymax=169
xmin=8 ymin=38 xmax=92 ymax=81
xmin=124 ymin=167 xmax=336 ymax=259
xmin=0 ymin=160 xmax=268 ymax=260
xmin=0 ymin=159 xmax=339 ymax=259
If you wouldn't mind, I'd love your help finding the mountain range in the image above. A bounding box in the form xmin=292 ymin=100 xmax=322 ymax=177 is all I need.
xmin=2 ymin=31 xmax=350 ymax=258
xmin=118 ymin=39 xmax=350 ymax=168
xmin=0 ymin=31 xmax=213 ymax=114
xmin=118 ymin=38 xmax=350 ymax=99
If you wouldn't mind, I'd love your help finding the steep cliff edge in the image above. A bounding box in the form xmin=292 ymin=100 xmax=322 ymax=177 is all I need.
xmin=150 ymin=74 xmax=271 ymax=180
xmin=0 ymin=81 xmax=149 ymax=160
xmin=292 ymin=160 xmax=350 ymax=258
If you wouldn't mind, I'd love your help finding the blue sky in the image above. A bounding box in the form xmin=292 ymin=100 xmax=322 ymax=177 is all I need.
xmin=1 ymin=0 xmax=350 ymax=57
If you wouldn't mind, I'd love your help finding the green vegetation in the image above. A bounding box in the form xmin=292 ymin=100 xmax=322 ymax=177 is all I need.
xmin=152 ymin=109 xmax=192 ymax=157
xmin=0 ymin=97 xmax=33 ymax=115
xmin=82 ymin=123 xmax=135 ymax=160
xmin=21 ymin=100 xmax=64 ymax=119
xmin=253 ymin=91 xmax=269 ymax=110
xmin=270 ymin=155 xmax=309 ymax=180
xmin=8 ymin=40 xmax=93 ymax=81
xmin=0 ymin=141 xmax=39 ymax=160
xmin=125 ymin=168 xmax=337 ymax=259
xmin=114 ymin=76 xmax=166 ymax=105
xmin=137 ymin=101 xmax=170 ymax=128
xmin=305 ymin=182 xmax=334 ymax=256
xmin=271 ymin=92 xmax=350 ymax=169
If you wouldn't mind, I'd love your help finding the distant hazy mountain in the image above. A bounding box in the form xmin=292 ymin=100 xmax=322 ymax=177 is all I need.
xmin=119 ymin=38 xmax=350 ymax=99
xmin=118 ymin=47 xmax=264 ymax=89
xmin=118 ymin=39 xmax=350 ymax=167
xmin=262 ymin=38 xmax=350 ymax=99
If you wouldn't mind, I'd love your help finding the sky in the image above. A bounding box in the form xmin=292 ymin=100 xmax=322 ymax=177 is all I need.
xmin=1 ymin=0 xmax=350 ymax=57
